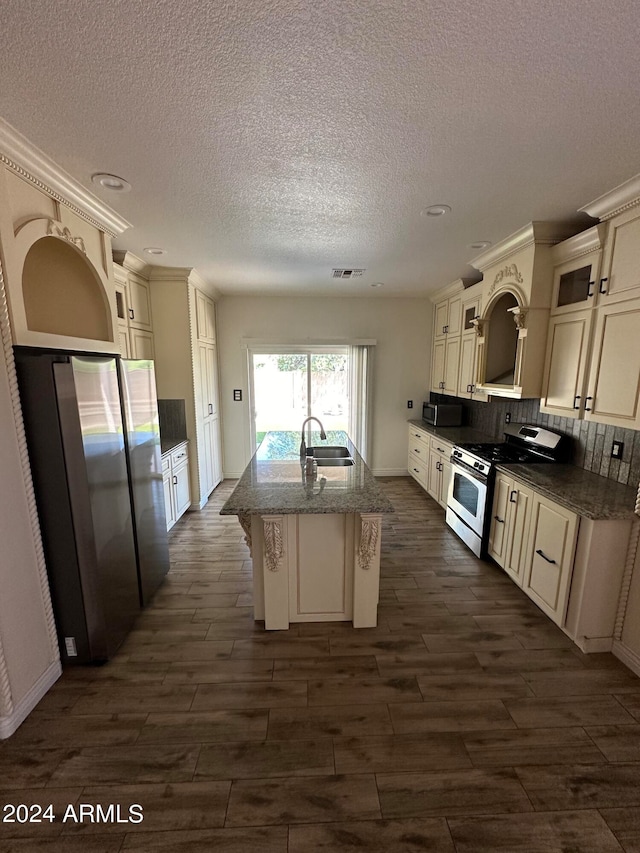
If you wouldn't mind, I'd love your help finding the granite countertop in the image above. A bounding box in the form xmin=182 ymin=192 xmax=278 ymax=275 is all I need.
xmin=496 ymin=462 xmax=639 ymax=521
xmin=220 ymin=430 xmax=394 ymax=516
xmin=161 ymin=437 xmax=188 ymax=456
xmin=407 ymin=419 xmax=495 ymax=445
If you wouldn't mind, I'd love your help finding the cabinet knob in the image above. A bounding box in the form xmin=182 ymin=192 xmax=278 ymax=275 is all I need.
xmin=599 ymin=277 xmax=608 ymax=295
xmin=584 ymin=396 xmax=593 ymax=412
xmin=128 ymin=308 xmax=134 ymax=320
xmin=573 ymin=395 xmax=581 ymax=410
xmin=587 ymin=281 xmax=595 ymax=298
xmin=494 ymin=515 xmax=505 ymax=524
xmin=173 ymin=475 xmax=178 ymax=485
xmin=536 ymin=548 xmax=557 ymax=565
xmin=208 ymin=403 xmax=214 ymax=414
xmin=509 ymin=490 xmax=518 ymax=503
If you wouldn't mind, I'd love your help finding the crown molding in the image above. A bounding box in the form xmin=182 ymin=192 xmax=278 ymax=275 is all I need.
xmin=470 ymin=221 xmax=578 ymax=272
xmin=550 ymin=223 xmax=607 ymax=264
xmin=0 ymin=118 xmax=131 ymax=237
xmin=146 ymin=264 xmax=220 ymax=299
xmin=112 ymin=250 xmax=149 ymax=276
xmin=579 ymin=173 xmax=640 ymax=221
xmin=429 ymin=277 xmax=472 ymax=304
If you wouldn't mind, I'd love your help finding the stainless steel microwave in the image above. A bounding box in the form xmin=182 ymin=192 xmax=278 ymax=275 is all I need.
xmin=422 ymin=402 xmax=462 ymax=426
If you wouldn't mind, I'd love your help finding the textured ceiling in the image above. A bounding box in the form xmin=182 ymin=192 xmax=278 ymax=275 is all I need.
xmin=1 ymin=0 xmax=640 ymax=296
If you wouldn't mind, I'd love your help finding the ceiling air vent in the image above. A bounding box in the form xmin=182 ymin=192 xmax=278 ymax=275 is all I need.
xmin=332 ymin=269 xmax=365 ymax=279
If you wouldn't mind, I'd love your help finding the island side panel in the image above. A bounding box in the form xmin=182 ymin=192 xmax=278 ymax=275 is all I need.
xmin=288 ymin=513 xmax=355 ymax=623
xmin=353 ymin=513 xmax=383 ymax=628
xmin=249 ymin=515 xmax=265 ymax=622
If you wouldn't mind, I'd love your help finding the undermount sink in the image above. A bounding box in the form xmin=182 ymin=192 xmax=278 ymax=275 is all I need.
xmin=309 ymin=446 xmax=351 ymax=458
xmin=315 ymin=457 xmax=354 ymax=467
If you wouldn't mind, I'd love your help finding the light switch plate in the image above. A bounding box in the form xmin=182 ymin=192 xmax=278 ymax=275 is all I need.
xmin=233 ymin=389 xmax=242 ymax=402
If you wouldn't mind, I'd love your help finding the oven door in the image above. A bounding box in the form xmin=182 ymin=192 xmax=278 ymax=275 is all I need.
xmin=446 ymin=460 xmax=488 ymax=555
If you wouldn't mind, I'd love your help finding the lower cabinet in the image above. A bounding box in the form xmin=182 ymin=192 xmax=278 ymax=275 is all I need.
xmin=407 ymin=425 xmax=452 ymax=509
xmin=488 ymin=472 xmax=533 ymax=587
xmin=162 ymin=442 xmax=191 ymax=531
xmin=522 ymin=493 xmax=578 ymax=626
xmin=488 ymin=471 xmax=634 ymax=651
xmin=427 ymin=437 xmax=453 ymax=508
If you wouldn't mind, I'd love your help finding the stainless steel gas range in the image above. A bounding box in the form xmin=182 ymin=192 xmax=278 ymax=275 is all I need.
xmin=445 ymin=424 xmax=568 ymax=557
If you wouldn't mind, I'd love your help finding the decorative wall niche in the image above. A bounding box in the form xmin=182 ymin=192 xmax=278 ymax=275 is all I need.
xmin=22 ymin=235 xmax=111 ymax=341
xmin=483 ymin=291 xmax=520 ymax=385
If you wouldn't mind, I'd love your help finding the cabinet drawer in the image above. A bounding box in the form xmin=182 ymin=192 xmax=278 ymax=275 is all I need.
xmin=408 ymin=452 xmax=427 ymax=487
xmin=408 ymin=438 xmax=429 ymax=461
xmin=171 ymin=444 xmax=189 ymax=468
xmin=161 ymin=455 xmax=170 ymax=474
xmin=430 ymin=436 xmax=453 ymax=457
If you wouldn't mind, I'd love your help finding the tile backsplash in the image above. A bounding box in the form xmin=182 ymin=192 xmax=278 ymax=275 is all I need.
xmin=434 ymin=393 xmax=640 ymax=487
xmin=158 ymin=398 xmax=187 ymax=441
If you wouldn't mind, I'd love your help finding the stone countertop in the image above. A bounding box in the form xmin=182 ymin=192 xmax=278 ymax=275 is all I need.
xmin=161 ymin=438 xmax=188 ymax=456
xmin=496 ymin=462 xmax=638 ymax=521
xmin=220 ymin=430 xmax=394 ymax=516
xmin=407 ymin=419 xmax=495 ymax=446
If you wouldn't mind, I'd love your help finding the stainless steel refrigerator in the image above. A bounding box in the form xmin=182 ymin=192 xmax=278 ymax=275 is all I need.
xmin=15 ymin=349 xmax=169 ymax=664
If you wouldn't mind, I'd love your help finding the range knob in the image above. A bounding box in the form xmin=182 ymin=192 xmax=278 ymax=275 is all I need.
xmin=473 ymin=461 xmax=480 ymax=469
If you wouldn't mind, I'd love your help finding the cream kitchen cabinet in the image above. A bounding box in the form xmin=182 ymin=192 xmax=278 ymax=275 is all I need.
xmin=540 ymin=212 xmax=640 ymax=427
xmin=112 ymin=252 xmax=156 ymax=360
xmin=456 ymin=284 xmax=488 ymax=402
xmin=540 ymin=309 xmax=594 ymax=418
xmin=162 ymin=442 xmax=190 ymax=531
xmin=488 ymin=472 xmax=533 ymax=586
xmin=427 ymin=436 xmax=453 ymax=509
xmin=196 ymin=289 xmax=216 ymax=343
xmin=407 ymin=425 xmax=430 ymax=489
xmin=431 ymin=335 xmax=461 ymax=396
xmin=522 ymin=493 xmax=578 ymax=627
xmin=582 ymin=296 xmax=640 ymax=430
xmin=149 ymin=267 xmax=222 ymax=508
xmin=489 ymin=470 xmax=635 ymax=652
xmin=430 ymin=280 xmax=467 ymax=394
xmin=470 ymin=222 xmax=577 ymax=399
xmin=581 ymin=176 xmax=640 ymax=306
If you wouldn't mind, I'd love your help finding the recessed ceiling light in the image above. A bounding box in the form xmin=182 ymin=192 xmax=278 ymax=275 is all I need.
xmin=421 ymin=204 xmax=452 ymax=217
xmin=143 ymin=247 xmax=167 ymax=256
xmin=370 ymin=282 xmax=384 ymax=288
xmin=469 ymin=241 xmax=492 ymax=251
xmin=91 ymin=173 xmax=132 ymax=192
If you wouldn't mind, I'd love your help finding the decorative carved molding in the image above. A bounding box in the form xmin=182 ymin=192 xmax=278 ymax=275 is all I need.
xmin=487 ymin=264 xmax=524 ymax=298
xmin=46 ymin=220 xmax=86 ymax=253
xmin=358 ymin=516 xmax=380 ymax=570
xmin=238 ymin=512 xmax=253 ymax=556
xmin=614 ymin=518 xmax=640 ymax=641
xmin=470 ymin=317 xmax=484 ymax=338
xmin=507 ymin=305 xmax=527 ymax=329
xmin=263 ymin=517 xmax=284 ymax=572
xmin=0 ymin=256 xmax=61 ymax=720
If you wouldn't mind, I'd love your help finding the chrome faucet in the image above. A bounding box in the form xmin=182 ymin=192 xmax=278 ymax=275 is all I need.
xmin=300 ymin=416 xmax=327 ymax=461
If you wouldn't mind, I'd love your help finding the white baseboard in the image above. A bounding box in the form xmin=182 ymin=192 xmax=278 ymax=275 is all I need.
xmin=371 ymin=469 xmax=411 ymax=477
xmin=224 ymin=472 xmax=244 ymax=480
xmin=613 ymin=640 xmax=640 ymax=678
xmin=0 ymin=660 xmax=62 ymax=739
xmin=573 ymin=636 xmax=613 ymax=654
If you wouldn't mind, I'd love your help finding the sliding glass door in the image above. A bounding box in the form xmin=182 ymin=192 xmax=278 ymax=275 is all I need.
xmin=250 ymin=348 xmax=349 ymax=448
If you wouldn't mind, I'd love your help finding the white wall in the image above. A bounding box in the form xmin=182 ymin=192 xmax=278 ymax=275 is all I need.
xmin=217 ymin=295 xmax=432 ymax=476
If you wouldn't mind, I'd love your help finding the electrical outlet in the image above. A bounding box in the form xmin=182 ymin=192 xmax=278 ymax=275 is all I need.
xmin=505 ymin=412 xmax=511 ymax=424
xmin=611 ymin=440 xmax=624 ymax=459
xmin=407 ymin=400 xmax=413 ymax=409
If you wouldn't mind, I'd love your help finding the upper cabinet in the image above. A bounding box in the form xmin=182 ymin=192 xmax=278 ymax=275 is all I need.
xmin=470 ymin=222 xmax=578 ymax=399
xmin=540 ymin=175 xmax=640 ymax=429
xmin=430 ymin=279 xmax=467 ymax=396
xmin=112 ymin=252 xmax=155 ymax=360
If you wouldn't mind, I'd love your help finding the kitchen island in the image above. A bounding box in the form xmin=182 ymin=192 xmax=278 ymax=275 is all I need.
xmin=220 ymin=431 xmax=394 ymax=629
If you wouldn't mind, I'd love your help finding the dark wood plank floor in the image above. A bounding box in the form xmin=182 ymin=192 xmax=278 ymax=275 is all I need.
xmin=2 ymin=476 xmax=640 ymax=851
